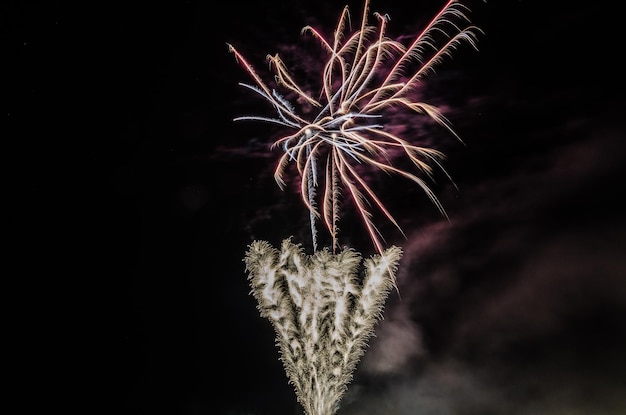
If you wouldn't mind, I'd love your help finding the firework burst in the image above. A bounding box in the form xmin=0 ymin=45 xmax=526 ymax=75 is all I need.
xmin=228 ymin=0 xmax=482 ymax=256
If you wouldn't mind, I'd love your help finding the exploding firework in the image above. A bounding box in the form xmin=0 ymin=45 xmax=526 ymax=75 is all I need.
xmin=228 ymin=0 xmax=482 ymax=255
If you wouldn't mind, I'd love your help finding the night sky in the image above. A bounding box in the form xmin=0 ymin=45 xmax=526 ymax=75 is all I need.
xmin=9 ymin=1 xmax=626 ymax=414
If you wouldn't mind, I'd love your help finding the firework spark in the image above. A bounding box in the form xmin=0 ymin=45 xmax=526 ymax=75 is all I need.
xmin=228 ymin=0 xmax=482 ymax=255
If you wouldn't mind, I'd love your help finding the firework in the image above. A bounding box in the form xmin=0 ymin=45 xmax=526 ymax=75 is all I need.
xmin=228 ymin=0 xmax=482 ymax=255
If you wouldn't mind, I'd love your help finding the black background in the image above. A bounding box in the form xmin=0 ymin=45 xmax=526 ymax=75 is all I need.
xmin=8 ymin=1 xmax=626 ymax=414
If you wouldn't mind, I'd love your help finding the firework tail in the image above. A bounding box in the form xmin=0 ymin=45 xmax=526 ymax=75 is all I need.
xmin=244 ymin=239 xmax=402 ymax=415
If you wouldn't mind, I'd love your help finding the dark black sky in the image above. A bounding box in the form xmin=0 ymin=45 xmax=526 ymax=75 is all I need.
xmin=9 ymin=1 xmax=626 ymax=414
